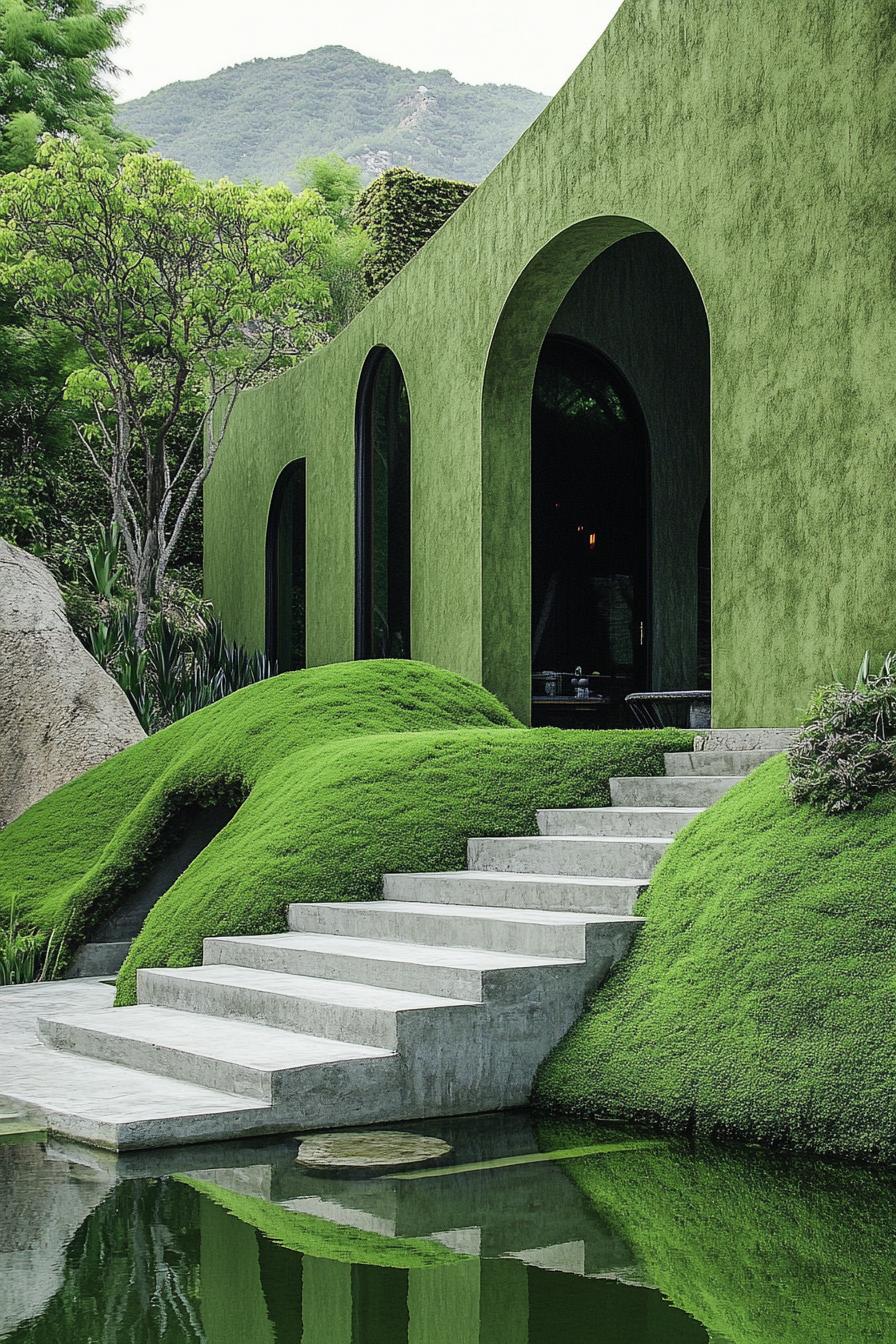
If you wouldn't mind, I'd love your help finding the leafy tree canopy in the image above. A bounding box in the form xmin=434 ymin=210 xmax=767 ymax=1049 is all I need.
xmin=0 ymin=0 xmax=144 ymax=563
xmin=0 ymin=138 xmax=342 ymax=635
xmin=0 ymin=0 xmax=139 ymax=171
xmin=296 ymin=152 xmax=362 ymax=226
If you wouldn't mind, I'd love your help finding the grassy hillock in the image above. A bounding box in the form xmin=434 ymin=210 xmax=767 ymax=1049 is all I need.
xmin=0 ymin=659 xmax=688 ymax=1005
xmin=539 ymin=1118 xmax=896 ymax=1344
xmin=535 ymin=753 xmax=896 ymax=1160
xmin=116 ymin=46 xmax=548 ymax=187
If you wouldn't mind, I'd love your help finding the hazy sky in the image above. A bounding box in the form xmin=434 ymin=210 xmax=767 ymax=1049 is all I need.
xmin=111 ymin=0 xmax=625 ymax=102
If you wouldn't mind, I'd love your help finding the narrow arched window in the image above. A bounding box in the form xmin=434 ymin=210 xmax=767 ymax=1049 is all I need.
xmin=355 ymin=349 xmax=411 ymax=659
xmin=265 ymin=459 xmax=306 ymax=670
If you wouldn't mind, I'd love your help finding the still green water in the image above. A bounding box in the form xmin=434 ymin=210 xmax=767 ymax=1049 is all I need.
xmin=1 ymin=1111 xmax=894 ymax=1343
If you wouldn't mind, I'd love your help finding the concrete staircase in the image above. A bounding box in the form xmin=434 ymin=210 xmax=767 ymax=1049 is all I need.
xmin=27 ymin=730 xmax=792 ymax=1150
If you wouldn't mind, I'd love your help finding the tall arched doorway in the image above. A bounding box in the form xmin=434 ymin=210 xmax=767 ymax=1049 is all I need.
xmin=355 ymin=347 xmax=412 ymax=659
xmin=482 ymin=218 xmax=710 ymax=725
xmin=265 ymin=459 xmax=306 ymax=671
xmin=532 ymin=337 xmax=651 ymax=714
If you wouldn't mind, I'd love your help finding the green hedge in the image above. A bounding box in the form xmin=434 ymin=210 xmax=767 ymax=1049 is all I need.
xmin=535 ymin=753 xmax=896 ymax=1160
xmin=0 ymin=658 xmax=688 ymax=1006
xmin=353 ymin=167 xmax=473 ymax=297
xmin=539 ymin=1118 xmax=896 ymax=1344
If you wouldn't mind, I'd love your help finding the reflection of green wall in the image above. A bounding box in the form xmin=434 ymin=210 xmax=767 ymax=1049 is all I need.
xmin=199 ymin=1196 xmax=303 ymax=1343
xmin=548 ymin=234 xmax=710 ymax=691
xmin=205 ymin=0 xmax=895 ymax=727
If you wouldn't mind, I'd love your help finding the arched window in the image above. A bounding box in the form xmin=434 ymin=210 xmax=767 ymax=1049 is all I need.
xmin=265 ymin=459 xmax=306 ymax=670
xmin=355 ymin=348 xmax=411 ymax=659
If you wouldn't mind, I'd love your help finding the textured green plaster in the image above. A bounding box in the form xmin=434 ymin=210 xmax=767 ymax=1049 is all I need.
xmin=205 ymin=0 xmax=896 ymax=726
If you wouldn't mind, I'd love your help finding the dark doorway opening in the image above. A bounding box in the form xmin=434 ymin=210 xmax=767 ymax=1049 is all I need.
xmin=532 ymin=337 xmax=651 ymax=727
xmin=266 ymin=460 xmax=306 ymax=671
xmin=65 ymin=800 xmax=238 ymax=978
xmin=697 ymin=498 xmax=711 ymax=689
xmin=355 ymin=348 xmax=412 ymax=659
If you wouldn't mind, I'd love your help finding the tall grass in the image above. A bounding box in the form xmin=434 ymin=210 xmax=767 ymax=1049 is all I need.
xmin=0 ymin=904 xmax=66 ymax=985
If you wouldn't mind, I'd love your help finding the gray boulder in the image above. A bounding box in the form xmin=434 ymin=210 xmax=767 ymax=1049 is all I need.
xmin=0 ymin=539 xmax=144 ymax=826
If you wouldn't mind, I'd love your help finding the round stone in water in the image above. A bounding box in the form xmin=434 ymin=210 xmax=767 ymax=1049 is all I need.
xmin=296 ymin=1130 xmax=453 ymax=1172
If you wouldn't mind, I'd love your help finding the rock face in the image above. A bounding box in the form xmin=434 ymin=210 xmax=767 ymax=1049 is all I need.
xmin=0 ymin=540 xmax=144 ymax=826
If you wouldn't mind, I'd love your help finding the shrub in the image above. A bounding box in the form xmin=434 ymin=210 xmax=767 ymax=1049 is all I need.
xmin=0 ymin=903 xmax=65 ymax=985
xmin=72 ymin=524 xmax=272 ymax=732
xmin=789 ymin=651 xmax=896 ymax=813
xmin=91 ymin=601 xmax=273 ymax=733
xmin=353 ymin=167 xmax=473 ymax=297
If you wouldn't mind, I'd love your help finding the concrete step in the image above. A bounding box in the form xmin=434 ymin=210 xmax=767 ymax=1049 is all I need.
xmin=537 ymin=806 xmax=702 ymax=838
xmin=137 ymin=963 xmax=479 ymax=1051
xmin=287 ymin=899 xmax=642 ymax=959
xmin=694 ymin=727 xmax=796 ymax=752
xmin=467 ymin=834 xmax=670 ymax=879
xmin=38 ymin=1004 xmax=395 ymax=1105
xmin=383 ymin=870 xmax=646 ymax=915
xmin=63 ymin=941 xmax=130 ymax=979
xmin=204 ymin=931 xmax=580 ymax=1001
xmin=663 ymin=749 xmax=780 ymax=776
xmin=609 ymin=774 xmax=740 ymax=807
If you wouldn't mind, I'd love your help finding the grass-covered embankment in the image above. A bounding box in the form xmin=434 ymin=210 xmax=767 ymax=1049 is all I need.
xmin=535 ymin=753 xmax=896 ymax=1160
xmin=0 ymin=659 xmax=688 ymax=1005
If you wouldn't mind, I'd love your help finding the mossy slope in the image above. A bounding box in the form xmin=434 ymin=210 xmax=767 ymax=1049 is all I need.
xmin=540 ymin=1118 xmax=896 ymax=1344
xmin=536 ymin=754 xmax=896 ymax=1160
xmin=0 ymin=661 xmax=516 ymax=934
xmin=0 ymin=659 xmax=688 ymax=1006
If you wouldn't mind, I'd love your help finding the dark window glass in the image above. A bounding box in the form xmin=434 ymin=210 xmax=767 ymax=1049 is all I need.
xmin=356 ymin=349 xmax=411 ymax=659
xmin=265 ymin=460 xmax=306 ymax=670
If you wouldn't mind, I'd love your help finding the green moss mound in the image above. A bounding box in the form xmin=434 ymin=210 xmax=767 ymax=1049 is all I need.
xmin=0 ymin=658 xmax=688 ymax=1005
xmin=539 ymin=1118 xmax=896 ymax=1344
xmin=535 ymin=754 xmax=896 ymax=1160
xmin=180 ymin=1176 xmax=467 ymax=1269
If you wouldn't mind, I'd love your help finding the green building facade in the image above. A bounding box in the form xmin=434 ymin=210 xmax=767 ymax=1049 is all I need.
xmin=205 ymin=0 xmax=895 ymax=727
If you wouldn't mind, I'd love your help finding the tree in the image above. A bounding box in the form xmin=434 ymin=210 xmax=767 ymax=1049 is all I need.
xmin=296 ymin=153 xmax=362 ymax=226
xmin=0 ymin=0 xmax=143 ymax=561
xmin=0 ymin=0 xmax=137 ymax=172
xmin=296 ymin=153 xmax=369 ymax=333
xmin=0 ymin=138 xmax=341 ymax=639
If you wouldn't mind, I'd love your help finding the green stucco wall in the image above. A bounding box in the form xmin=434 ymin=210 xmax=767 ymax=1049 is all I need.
xmin=205 ymin=0 xmax=896 ymax=727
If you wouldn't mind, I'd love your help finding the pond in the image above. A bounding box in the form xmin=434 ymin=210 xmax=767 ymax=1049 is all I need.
xmin=1 ymin=1108 xmax=894 ymax=1343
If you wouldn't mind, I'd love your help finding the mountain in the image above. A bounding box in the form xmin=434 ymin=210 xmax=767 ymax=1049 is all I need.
xmin=116 ymin=45 xmax=549 ymax=186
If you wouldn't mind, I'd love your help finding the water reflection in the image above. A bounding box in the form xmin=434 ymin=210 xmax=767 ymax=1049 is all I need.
xmin=1 ymin=1111 xmax=894 ymax=1343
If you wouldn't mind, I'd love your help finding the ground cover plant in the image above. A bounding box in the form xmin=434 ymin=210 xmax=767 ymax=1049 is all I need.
xmin=789 ymin=650 xmax=896 ymax=813
xmin=539 ymin=1118 xmax=896 ymax=1344
xmin=0 ymin=660 xmax=689 ymax=1005
xmin=535 ymin=752 xmax=896 ymax=1160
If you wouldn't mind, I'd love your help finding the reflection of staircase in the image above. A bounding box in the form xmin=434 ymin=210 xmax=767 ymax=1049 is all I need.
xmin=25 ymin=731 xmax=793 ymax=1149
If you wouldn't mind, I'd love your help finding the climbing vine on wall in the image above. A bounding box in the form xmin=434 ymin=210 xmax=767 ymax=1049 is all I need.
xmin=353 ymin=167 xmax=473 ymax=298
